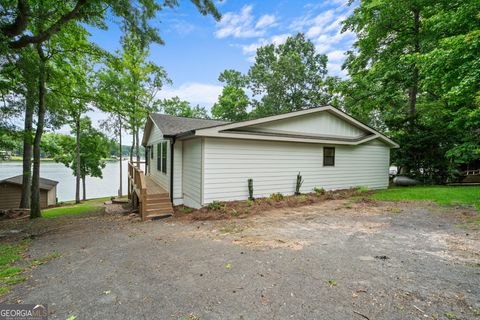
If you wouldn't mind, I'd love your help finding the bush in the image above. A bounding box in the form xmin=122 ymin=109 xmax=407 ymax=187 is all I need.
xmin=295 ymin=172 xmax=304 ymax=195
xmin=314 ymin=187 xmax=326 ymax=195
xmin=269 ymin=193 xmax=284 ymax=201
xmin=207 ymin=201 xmax=224 ymax=210
xmin=248 ymin=178 xmax=254 ymax=200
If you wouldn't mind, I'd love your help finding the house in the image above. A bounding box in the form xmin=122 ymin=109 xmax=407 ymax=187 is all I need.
xmin=0 ymin=175 xmax=58 ymax=210
xmin=129 ymin=106 xmax=398 ymax=218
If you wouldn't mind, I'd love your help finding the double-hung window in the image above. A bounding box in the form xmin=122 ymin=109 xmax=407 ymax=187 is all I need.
xmin=323 ymin=147 xmax=335 ymax=166
xmin=157 ymin=142 xmax=168 ymax=174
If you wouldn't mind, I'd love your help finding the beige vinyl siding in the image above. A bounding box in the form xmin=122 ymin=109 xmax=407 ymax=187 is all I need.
xmin=182 ymin=138 xmax=202 ymax=208
xmin=172 ymin=140 xmax=183 ymax=205
xmin=47 ymin=187 xmax=57 ymax=206
xmin=0 ymin=184 xmax=49 ymax=209
xmin=147 ymin=124 xmax=170 ymax=193
xmin=247 ymin=111 xmax=365 ymax=138
xmin=203 ymin=137 xmax=389 ymax=203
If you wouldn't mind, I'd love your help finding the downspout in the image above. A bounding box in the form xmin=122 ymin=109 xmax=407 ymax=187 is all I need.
xmin=170 ymin=138 xmax=176 ymax=203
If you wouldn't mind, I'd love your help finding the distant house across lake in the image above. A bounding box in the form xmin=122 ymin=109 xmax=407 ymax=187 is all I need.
xmin=0 ymin=175 xmax=58 ymax=210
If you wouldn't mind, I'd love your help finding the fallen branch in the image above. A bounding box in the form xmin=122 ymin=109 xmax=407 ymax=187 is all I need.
xmin=353 ymin=310 xmax=370 ymax=320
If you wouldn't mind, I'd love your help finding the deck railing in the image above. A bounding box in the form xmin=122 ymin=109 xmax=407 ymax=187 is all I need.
xmin=464 ymin=169 xmax=480 ymax=176
xmin=128 ymin=161 xmax=147 ymax=220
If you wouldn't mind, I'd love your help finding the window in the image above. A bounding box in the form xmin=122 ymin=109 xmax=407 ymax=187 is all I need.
xmin=323 ymin=147 xmax=335 ymax=166
xmin=157 ymin=144 xmax=161 ymax=171
xmin=156 ymin=142 xmax=168 ymax=174
xmin=161 ymin=142 xmax=167 ymax=174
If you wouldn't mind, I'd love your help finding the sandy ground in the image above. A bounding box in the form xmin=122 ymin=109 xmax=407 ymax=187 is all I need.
xmin=1 ymin=200 xmax=479 ymax=320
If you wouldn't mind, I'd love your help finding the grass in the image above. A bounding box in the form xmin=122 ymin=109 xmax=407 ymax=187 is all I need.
xmin=371 ymin=186 xmax=480 ymax=211
xmin=42 ymin=205 xmax=100 ymax=218
xmin=0 ymin=240 xmax=30 ymax=295
xmin=0 ymin=240 xmax=61 ymax=295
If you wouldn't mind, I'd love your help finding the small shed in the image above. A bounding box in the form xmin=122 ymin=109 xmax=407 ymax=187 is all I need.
xmin=0 ymin=175 xmax=58 ymax=210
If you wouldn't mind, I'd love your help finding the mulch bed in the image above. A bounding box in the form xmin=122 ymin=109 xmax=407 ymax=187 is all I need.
xmin=174 ymin=188 xmax=374 ymax=221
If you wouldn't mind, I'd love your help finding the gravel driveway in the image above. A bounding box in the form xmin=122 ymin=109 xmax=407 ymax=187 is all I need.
xmin=3 ymin=199 xmax=480 ymax=320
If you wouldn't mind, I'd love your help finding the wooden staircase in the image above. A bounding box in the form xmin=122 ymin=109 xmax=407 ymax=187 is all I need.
xmin=143 ymin=192 xmax=174 ymax=220
xmin=128 ymin=161 xmax=174 ymax=221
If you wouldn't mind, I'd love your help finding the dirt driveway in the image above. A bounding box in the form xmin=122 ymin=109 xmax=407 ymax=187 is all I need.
xmin=2 ymin=199 xmax=480 ymax=320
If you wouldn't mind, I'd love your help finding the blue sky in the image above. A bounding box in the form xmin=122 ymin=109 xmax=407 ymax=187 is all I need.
xmin=88 ymin=0 xmax=355 ymax=108
xmin=82 ymin=0 xmax=356 ymax=143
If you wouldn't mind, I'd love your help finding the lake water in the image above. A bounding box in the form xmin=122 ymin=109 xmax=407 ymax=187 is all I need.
xmin=0 ymin=160 xmax=130 ymax=201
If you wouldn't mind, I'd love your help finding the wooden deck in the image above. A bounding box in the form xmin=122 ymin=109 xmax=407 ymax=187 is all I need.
xmin=128 ymin=161 xmax=173 ymax=221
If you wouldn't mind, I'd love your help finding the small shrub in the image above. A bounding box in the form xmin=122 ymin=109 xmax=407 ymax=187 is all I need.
xmin=297 ymin=194 xmax=309 ymax=202
xmin=269 ymin=193 xmax=284 ymax=201
xmin=179 ymin=206 xmax=194 ymax=214
xmin=207 ymin=201 xmax=224 ymax=210
xmin=246 ymin=199 xmax=254 ymax=207
xmin=326 ymin=279 xmax=337 ymax=287
xmin=295 ymin=172 xmax=304 ymax=195
xmin=314 ymin=187 xmax=326 ymax=195
xmin=230 ymin=209 xmax=240 ymax=217
xmin=247 ymin=178 xmax=254 ymax=201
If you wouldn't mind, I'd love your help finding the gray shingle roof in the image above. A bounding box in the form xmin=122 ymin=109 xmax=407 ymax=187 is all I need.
xmin=150 ymin=113 xmax=229 ymax=136
xmin=0 ymin=175 xmax=58 ymax=191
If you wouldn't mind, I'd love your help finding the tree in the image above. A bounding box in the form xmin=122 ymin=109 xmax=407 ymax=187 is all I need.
xmin=118 ymin=32 xmax=170 ymax=163
xmin=340 ymin=0 xmax=479 ymax=181
xmin=212 ymin=69 xmax=250 ymax=121
xmin=248 ymin=33 xmax=330 ymax=118
xmin=53 ymin=118 xmax=110 ymax=200
xmin=212 ymin=86 xmax=249 ymax=121
xmin=160 ymin=96 xmax=209 ymax=118
xmin=0 ymin=0 xmax=221 ymax=50
xmin=218 ymin=69 xmax=249 ymax=88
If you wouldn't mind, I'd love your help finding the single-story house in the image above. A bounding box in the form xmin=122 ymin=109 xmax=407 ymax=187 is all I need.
xmin=0 ymin=175 xmax=58 ymax=210
xmin=141 ymin=106 xmax=399 ymax=209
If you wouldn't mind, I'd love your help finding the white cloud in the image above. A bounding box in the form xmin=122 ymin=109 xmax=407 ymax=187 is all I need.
xmin=215 ymin=5 xmax=277 ymax=39
xmin=241 ymin=33 xmax=291 ymax=60
xmin=286 ymin=4 xmax=355 ymax=77
xmin=327 ymin=50 xmax=345 ymax=62
xmin=255 ymin=14 xmax=277 ymax=29
xmin=158 ymin=82 xmax=223 ymax=107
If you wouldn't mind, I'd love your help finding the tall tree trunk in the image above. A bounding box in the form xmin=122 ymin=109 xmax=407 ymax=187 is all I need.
xmin=75 ymin=114 xmax=81 ymax=204
xmin=82 ymin=175 xmax=86 ymax=201
xmin=118 ymin=115 xmax=123 ymax=197
xmin=19 ymin=83 xmax=34 ymax=208
xmin=130 ymin=127 xmax=135 ymax=163
xmin=30 ymin=45 xmax=46 ymax=219
xmin=135 ymin=126 xmax=140 ymax=164
xmin=408 ymin=8 xmax=420 ymax=119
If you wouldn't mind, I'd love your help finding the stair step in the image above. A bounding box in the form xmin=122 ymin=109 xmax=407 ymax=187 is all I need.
xmin=146 ymin=193 xmax=170 ymax=200
xmin=146 ymin=198 xmax=171 ymax=204
xmin=145 ymin=213 xmax=172 ymax=220
xmin=146 ymin=207 xmax=173 ymax=213
xmin=145 ymin=207 xmax=173 ymax=213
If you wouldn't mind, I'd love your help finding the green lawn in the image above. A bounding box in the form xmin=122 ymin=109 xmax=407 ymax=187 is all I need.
xmin=371 ymin=186 xmax=480 ymax=210
xmin=42 ymin=204 xmax=101 ymax=218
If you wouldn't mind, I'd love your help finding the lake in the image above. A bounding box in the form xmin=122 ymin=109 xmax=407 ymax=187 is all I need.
xmin=0 ymin=160 xmax=129 ymax=202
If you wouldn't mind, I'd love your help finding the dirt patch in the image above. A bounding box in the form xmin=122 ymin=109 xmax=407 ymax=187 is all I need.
xmin=2 ymin=197 xmax=480 ymax=319
xmin=174 ymin=188 xmax=374 ymax=221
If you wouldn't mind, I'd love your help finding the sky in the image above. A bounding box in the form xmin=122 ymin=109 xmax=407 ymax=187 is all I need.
xmin=81 ymin=0 xmax=357 ymax=144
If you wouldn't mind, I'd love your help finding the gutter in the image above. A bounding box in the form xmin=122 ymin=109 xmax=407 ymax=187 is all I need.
xmin=170 ymin=137 xmax=175 ymax=202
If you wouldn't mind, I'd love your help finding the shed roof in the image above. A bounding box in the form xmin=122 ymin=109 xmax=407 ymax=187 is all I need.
xmin=149 ymin=114 xmax=228 ymax=137
xmin=0 ymin=175 xmax=58 ymax=191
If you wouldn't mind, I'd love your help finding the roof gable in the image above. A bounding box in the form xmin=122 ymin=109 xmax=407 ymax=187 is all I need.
xmin=142 ymin=114 xmax=229 ymax=145
xmin=194 ymin=106 xmax=399 ymax=148
xmin=244 ymin=111 xmax=368 ymax=138
xmin=0 ymin=175 xmax=58 ymax=190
